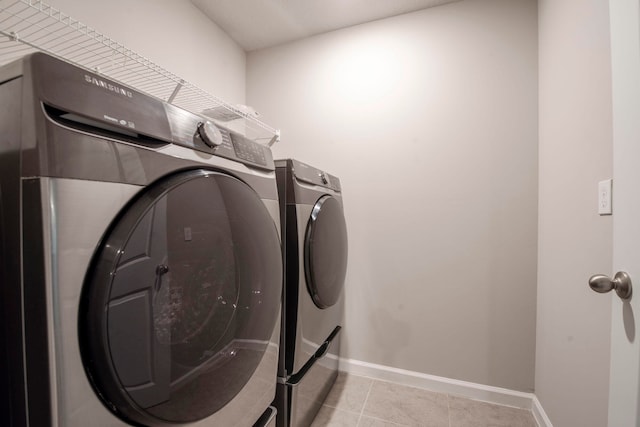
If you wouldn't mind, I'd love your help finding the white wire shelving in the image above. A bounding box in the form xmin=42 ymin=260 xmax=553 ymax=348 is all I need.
xmin=0 ymin=0 xmax=280 ymax=145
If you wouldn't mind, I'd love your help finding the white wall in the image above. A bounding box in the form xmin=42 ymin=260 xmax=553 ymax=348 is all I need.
xmin=247 ymin=0 xmax=538 ymax=392
xmin=536 ymin=0 xmax=613 ymax=425
xmin=46 ymin=0 xmax=246 ymax=105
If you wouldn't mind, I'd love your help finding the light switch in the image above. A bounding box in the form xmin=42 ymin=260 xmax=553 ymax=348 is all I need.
xmin=598 ymin=179 xmax=612 ymax=215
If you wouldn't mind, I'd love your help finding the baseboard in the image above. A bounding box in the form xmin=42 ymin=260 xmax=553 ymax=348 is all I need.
xmin=531 ymin=395 xmax=553 ymax=427
xmin=339 ymin=357 xmax=535 ymax=411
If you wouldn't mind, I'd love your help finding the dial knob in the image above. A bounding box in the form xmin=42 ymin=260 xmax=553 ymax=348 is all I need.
xmin=197 ymin=121 xmax=223 ymax=148
xmin=319 ymin=172 xmax=329 ymax=185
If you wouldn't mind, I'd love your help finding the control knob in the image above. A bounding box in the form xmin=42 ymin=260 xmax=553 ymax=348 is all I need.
xmin=197 ymin=121 xmax=223 ymax=148
xmin=319 ymin=172 xmax=329 ymax=185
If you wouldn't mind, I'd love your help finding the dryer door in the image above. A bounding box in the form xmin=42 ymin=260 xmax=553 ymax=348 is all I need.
xmin=304 ymin=195 xmax=348 ymax=309
xmin=79 ymin=169 xmax=282 ymax=426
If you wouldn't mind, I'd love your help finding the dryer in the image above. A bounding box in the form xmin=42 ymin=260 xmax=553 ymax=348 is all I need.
xmin=274 ymin=159 xmax=348 ymax=427
xmin=0 ymin=53 xmax=281 ymax=426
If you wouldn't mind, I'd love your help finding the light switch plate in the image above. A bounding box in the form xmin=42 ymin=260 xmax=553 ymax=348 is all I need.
xmin=598 ymin=179 xmax=612 ymax=215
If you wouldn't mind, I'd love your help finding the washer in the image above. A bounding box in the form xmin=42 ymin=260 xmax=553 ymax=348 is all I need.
xmin=274 ymin=159 xmax=348 ymax=427
xmin=0 ymin=53 xmax=282 ymax=426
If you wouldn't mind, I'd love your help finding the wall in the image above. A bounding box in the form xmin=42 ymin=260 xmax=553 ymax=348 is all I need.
xmin=46 ymin=0 xmax=246 ymax=105
xmin=247 ymin=0 xmax=538 ymax=392
xmin=536 ymin=0 xmax=613 ymax=425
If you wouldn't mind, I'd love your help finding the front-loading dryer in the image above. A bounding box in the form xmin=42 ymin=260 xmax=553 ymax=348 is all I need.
xmin=273 ymin=159 xmax=348 ymax=427
xmin=0 ymin=53 xmax=281 ymax=427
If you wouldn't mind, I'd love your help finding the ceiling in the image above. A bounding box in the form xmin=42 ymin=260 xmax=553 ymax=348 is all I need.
xmin=191 ymin=0 xmax=460 ymax=52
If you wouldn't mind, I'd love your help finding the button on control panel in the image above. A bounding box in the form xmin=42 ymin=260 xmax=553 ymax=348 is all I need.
xmin=319 ymin=172 xmax=329 ymax=185
xmin=231 ymin=133 xmax=267 ymax=167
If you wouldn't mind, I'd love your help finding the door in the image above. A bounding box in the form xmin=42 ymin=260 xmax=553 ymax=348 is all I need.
xmin=79 ymin=169 xmax=282 ymax=426
xmin=304 ymin=195 xmax=348 ymax=309
xmin=608 ymin=0 xmax=640 ymax=425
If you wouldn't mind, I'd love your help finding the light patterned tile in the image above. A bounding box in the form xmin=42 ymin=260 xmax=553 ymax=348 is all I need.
xmin=362 ymin=381 xmax=449 ymax=427
xmin=311 ymin=405 xmax=361 ymax=427
xmin=448 ymin=395 xmax=537 ymax=427
xmin=358 ymin=415 xmax=410 ymax=427
xmin=323 ymin=373 xmax=373 ymax=413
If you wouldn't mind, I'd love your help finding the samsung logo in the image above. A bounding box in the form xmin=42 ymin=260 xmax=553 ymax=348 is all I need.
xmin=84 ymin=75 xmax=133 ymax=98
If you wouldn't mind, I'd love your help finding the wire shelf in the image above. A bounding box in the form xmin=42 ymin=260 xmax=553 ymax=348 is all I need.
xmin=0 ymin=0 xmax=280 ymax=145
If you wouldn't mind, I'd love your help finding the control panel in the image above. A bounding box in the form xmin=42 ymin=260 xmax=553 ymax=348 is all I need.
xmin=231 ymin=133 xmax=267 ymax=167
xmin=290 ymin=159 xmax=341 ymax=192
xmin=164 ymin=104 xmax=273 ymax=171
xmin=30 ymin=54 xmax=275 ymax=171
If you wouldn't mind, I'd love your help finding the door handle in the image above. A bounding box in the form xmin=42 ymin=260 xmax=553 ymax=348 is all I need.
xmin=589 ymin=271 xmax=632 ymax=300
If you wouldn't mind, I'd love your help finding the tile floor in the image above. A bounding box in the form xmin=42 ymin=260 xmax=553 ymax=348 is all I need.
xmin=310 ymin=373 xmax=537 ymax=427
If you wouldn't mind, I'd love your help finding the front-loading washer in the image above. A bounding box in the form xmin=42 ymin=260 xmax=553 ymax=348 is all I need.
xmin=0 ymin=53 xmax=281 ymax=426
xmin=273 ymin=159 xmax=348 ymax=427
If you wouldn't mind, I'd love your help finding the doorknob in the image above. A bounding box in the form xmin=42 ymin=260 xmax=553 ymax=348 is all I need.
xmin=589 ymin=271 xmax=632 ymax=300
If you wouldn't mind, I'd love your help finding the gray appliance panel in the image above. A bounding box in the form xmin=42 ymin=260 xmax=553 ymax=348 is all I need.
xmin=23 ymin=53 xmax=275 ymax=173
xmin=29 ymin=53 xmax=173 ymax=144
xmin=275 ymin=159 xmax=340 ymax=193
xmin=287 ymin=335 xmax=340 ymax=427
xmin=34 ymin=177 xmax=280 ymax=426
xmin=0 ymin=73 xmax=26 ymax=426
xmin=274 ymin=159 xmax=347 ymax=381
xmin=1 ymin=53 xmax=283 ymax=426
xmin=23 ymin=103 xmax=279 ymax=200
xmin=290 ymin=204 xmax=345 ymax=375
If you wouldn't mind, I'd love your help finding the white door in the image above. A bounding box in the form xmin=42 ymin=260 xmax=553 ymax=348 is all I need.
xmin=608 ymin=0 xmax=640 ymax=425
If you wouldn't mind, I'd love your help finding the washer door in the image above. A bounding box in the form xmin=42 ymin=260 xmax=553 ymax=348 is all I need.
xmin=79 ymin=169 xmax=282 ymax=426
xmin=304 ymin=195 xmax=348 ymax=309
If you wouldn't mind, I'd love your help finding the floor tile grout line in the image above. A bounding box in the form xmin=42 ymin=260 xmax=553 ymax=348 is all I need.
xmin=320 ymin=403 xmax=362 ymax=415
xmin=357 ymin=414 xmax=411 ymax=427
xmin=343 ymin=373 xmax=537 ymax=427
xmin=355 ymin=379 xmax=375 ymax=427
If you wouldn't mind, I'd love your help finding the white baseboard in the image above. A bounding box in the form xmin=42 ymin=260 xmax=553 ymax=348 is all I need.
xmin=339 ymin=357 xmax=552 ymax=427
xmin=531 ymin=395 xmax=553 ymax=427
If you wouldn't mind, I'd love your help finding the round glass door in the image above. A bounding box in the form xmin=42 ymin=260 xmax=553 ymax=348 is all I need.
xmin=79 ymin=169 xmax=282 ymax=426
xmin=304 ymin=195 xmax=348 ymax=309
